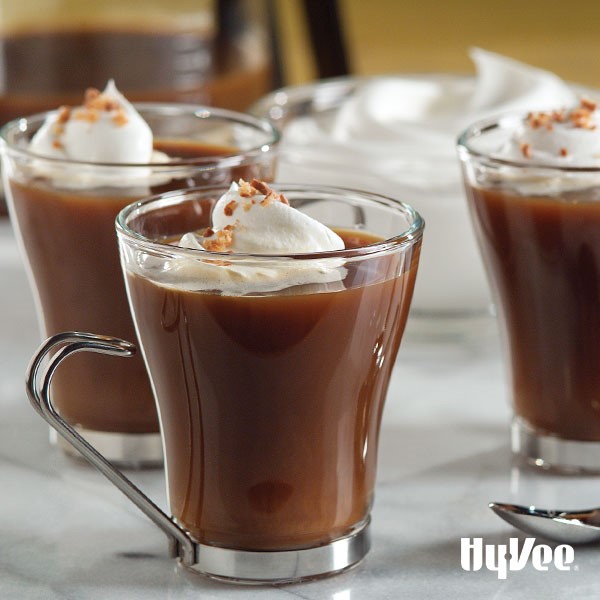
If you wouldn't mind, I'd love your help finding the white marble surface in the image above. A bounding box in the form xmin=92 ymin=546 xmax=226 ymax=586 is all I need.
xmin=2 ymin=218 xmax=600 ymax=599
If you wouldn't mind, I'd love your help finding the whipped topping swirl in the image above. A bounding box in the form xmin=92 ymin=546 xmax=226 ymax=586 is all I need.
xmin=500 ymin=98 xmax=600 ymax=165
xmin=30 ymin=80 xmax=156 ymax=163
xmin=164 ymin=180 xmax=346 ymax=295
xmin=180 ymin=179 xmax=344 ymax=254
xmin=28 ymin=80 xmax=169 ymax=188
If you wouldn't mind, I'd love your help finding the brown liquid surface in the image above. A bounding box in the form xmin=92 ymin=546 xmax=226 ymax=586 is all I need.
xmin=467 ymin=184 xmax=600 ymax=441
xmin=125 ymin=230 xmax=419 ymax=549
xmin=8 ymin=142 xmax=270 ymax=433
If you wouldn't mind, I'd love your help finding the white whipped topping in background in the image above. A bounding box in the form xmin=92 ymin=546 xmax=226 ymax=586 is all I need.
xmin=145 ymin=180 xmax=347 ymax=296
xmin=276 ymin=48 xmax=583 ymax=315
xmin=27 ymin=80 xmax=169 ymax=188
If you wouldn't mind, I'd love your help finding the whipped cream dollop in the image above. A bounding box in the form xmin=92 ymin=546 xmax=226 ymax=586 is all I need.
xmin=499 ymin=98 xmax=600 ymax=165
xmin=28 ymin=80 xmax=169 ymax=187
xmin=181 ymin=179 xmax=344 ymax=254
xmin=275 ymin=48 xmax=582 ymax=314
xmin=31 ymin=80 xmax=155 ymax=163
xmin=157 ymin=179 xmax=346 ymax=295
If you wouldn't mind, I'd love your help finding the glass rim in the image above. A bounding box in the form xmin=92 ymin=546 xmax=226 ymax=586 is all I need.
xmin=116 ymin=183 xmax=425 ymax=262
xmin=249 ymin=73 xmax=475 ymax=120
xmin=457 ymin=112 xmax=600 ymax=174
xmin=0 ymin=102 xmax=281 ymax=169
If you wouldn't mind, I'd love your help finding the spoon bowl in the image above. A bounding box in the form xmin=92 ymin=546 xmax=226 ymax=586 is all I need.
xmin=489 ymin=502 xmax=600 ymax=544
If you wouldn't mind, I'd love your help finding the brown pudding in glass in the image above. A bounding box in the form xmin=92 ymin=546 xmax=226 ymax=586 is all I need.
xmin=125 ymin=226 xmax=418 ymax=550
xmin=466 ymin=184 xmax=600 ymax=441
xmin=6 ymin=136 xmax=276 ymax=438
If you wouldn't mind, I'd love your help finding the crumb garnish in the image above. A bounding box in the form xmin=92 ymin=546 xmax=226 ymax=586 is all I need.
xmin=520 ymin=142 xmax=532 ymax=158
xmin=236 ymin=178 xmax=290 ymax=206
xmin=523 ymin=99 xmax=599 ymax=159
xmin=250 ymin=178 xmax=272 ymax=196
xmin=527 ymin=99 xmax=598 ymax=132
xmin=57 ymin=106 xmax=71 ymax=124
xmin=199 ymin=179 xmax=291 ymax=253
xmin=224 ymin=200 xmax=238 ymax=216
xmin=112 ymin=108 xmax=128 ymax=127
xmin=47 ymin=85 xmax=129 ymax=148
xmin=201 ymin=226 xmax=235 ymax=252
xmin=238 ymin=179 xmax=257 ymax=197
xmin=73 ymin=107 xmax=99 ymax=123
xmin=581 ymin=97 xmax=597 ymax=112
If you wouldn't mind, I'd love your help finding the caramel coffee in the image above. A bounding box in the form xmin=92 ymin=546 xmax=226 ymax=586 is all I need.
xmin=127 ymin=229 xmax=416 ymax=549
xmin=2 ymin=105 xmax=278 ymax=465
xmin=460 ymin=105 xmax=600 ymax=472
xmin=117 ymin=183 xmax=423 ymax=556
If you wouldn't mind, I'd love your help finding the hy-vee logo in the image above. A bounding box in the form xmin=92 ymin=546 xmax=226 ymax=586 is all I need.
xmin=461 ymin=537 xmax=574 ymax=579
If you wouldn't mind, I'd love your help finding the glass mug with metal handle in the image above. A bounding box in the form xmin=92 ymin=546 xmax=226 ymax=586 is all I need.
xmin=26 ymin=184 xmax=424 ymax=583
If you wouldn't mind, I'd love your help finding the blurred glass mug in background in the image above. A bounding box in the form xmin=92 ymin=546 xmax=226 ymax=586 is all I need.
xmin=26 ymin=183 xmax=423 ymax=582
xmin=1 ymin=104 xmax=279 ymax=467
xmin=0 ymin=0 xmax=277 ymax=213
xmin=459 ymin=106 xmax=600 ymax=474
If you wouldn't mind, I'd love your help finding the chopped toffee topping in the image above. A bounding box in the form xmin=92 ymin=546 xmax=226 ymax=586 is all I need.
xmin=46 ymin=85 xmax=130 ymax=149
xmin=250 ymin=179 xmax=272 ymax=196
xmin=520 ymin=142 xmax=532 ymax=159
xmin=525 ymin=100 xmax=598 ymax=132
xmin=522 ymin=98 xmax=599 ymax=160
xmin=224 ymin=200 xmax=238 ymax=216
xmin=199 ymin=179 xmax=292 ymax=253
xmin=201 ymin=225 xmax=235 ymax=252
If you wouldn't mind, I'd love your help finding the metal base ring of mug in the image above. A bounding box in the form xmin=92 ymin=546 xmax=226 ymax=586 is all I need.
xmin=512 ymin=418 xmax=600 ymax=474
xmin=50 ymin=427 xmax=163 ymax=469
xmin=184 ymin=519 xmax=371 ymax=584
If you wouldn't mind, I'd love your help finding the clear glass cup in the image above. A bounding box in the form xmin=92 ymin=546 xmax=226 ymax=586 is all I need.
xmin=49 ymin=182 xmax=424 ymax=581
xmin=1 ymin=105 xmax=278 ymax=467
xmin=459 ymin=113 xmax=600 ymax=473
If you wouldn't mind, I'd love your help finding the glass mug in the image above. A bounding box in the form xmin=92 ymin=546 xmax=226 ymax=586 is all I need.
xmin=26 ymin=184 xmax=423 ymax=583
xmin=2 ymin=106 xmax=278 ymax=467
xmin=459 ymin=114 xmax=600 ymax=473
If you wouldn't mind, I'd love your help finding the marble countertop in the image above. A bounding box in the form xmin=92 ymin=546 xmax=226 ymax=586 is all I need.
xmin=1 ymin=219 xmax=599 ymax=599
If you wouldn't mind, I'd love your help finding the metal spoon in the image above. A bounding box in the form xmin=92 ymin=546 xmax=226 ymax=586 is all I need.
xmin=489 ymin=502 xmax=600 ymax=544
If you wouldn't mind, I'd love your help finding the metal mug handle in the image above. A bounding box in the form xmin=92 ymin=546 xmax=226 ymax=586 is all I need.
xmin=25 ymin=331 xmax=196 ymax=566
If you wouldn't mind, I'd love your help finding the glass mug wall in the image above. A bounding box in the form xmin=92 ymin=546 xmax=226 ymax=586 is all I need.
xmin=26 ymin=184 xmax=423 ymax=582
xmin=1 ymin=106 xmax=279 ymax=466
xmin=459 ymin=114 xmax=600 ymax=473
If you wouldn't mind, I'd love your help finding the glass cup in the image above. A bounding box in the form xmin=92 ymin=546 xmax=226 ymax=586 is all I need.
xmin=459 ymin=114 xmax=600 ymax=473
xmin=2 ymin=105 xmax=278 ymax=467
xmin=25 ymin=184 xmax=423 ymax=583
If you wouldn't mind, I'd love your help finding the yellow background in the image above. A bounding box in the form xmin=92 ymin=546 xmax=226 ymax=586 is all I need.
xmin=277 ymin=0 xmax=600 ymax=88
